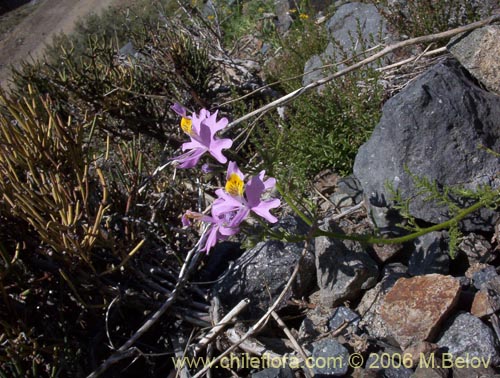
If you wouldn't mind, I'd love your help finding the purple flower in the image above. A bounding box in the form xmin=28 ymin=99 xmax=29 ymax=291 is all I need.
xmin=213 ymin=161 xmax=280 ymax=224
xmin=171 ymin=104 xmax=233 ymax=169
xmin=182 ymin=209 xmax=240 ymax=253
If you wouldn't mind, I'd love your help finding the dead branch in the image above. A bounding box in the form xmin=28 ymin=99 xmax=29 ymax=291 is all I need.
xmin=223 ymin=14 xmax=500 ymax=132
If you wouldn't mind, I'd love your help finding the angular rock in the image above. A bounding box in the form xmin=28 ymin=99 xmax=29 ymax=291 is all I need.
xmin=330 ymin=175 xmax=364 ymax=209
xmin=408 ymin=231 xmax=449 ymax=276
xmin=274 ymin=0 xmax=292 ymax=33
xmin=252 ymin=367 xmax=294 ymax=378
xmin=213 ymin=217 xmax=315 ymax=318
xmin=365 ymin=353 xmax=414 ymax=378
xmin=315 ymin=233 xmax=379 ymax=307
xmin=353 ymin=59 xmax=500 ymax=232
xmin=451 ymin=365 xmax=500 ymax=378
xmin=437 ymin=312 xmax=500 ymax=365
xmin=448 ymin=25 xmax=500 ymax=95
xmin=380 ymin=274 xmax=460 ymax=348
xmin=324 ymin=2 xmax=389 ymax=63
xmin=328 ymin=306 xmax=360 ymax=334
xmin=458 ymin=233 xmax=495 ymax=264
xmin=303 ymin=2 xmax=390 ymax=86
xmin=471 ymin=276 xmax=500 ymax=317
xmin=311 ymin=338 xmax=349 ymax=376
xmin=470 ymin=265 xmax=498 ymax=290
xmin=357 ymin=263 xmax=408 ymax=341
xmin=372 ymin=243 xmax=404 ymax=263
xmin=298 ymin=316 xmax=321 ymax=344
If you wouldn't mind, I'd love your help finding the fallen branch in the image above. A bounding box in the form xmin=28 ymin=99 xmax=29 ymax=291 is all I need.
xmin=191 ymin=238 xmax=312 ymax=378
xmin=224 ymin=14 xmax=500 ymax=132
xmin=194 ymin=298 xmax=250 ymax=355
xmin=271 ymin=310 xmax=314 ymax=378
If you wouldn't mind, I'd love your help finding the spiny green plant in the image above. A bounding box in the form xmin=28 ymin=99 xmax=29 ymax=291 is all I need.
xmin=387 ymin=168 xmax=500 ymax=258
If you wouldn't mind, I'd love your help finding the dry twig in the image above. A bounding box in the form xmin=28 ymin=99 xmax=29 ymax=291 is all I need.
xmin=191 ymin=238 xmax=312 ymax=378
xmin=223 ymin=14 xmax=500 ymax=132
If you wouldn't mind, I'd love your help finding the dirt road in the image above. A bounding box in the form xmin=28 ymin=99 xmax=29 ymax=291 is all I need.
xmin=0 ymin=0 xmax=119 ymax=87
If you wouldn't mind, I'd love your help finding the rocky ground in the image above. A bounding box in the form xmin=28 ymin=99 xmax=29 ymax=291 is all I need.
xmin=193 ymin=3 xmax=500 ymax=378
xmin=1 ymin=1 xmax=499 ymax=377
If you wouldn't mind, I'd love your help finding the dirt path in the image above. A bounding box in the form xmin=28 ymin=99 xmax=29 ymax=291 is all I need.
xmin=0 ymin=0 xmax=119 ymax=88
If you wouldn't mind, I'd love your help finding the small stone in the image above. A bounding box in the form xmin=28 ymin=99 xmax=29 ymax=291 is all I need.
xmin=451 ymin=365 xmax=499 ymax=378
xmin=437 ymin=312 xmax=500 ymax=365
xmin=403 ymin=341 xmax=438 ymax=368
xmin=315 ymin=233 xmax=379 ymax=307
xmin=365 ymin=353 xmax=414 ymax=377
xmin=357 ymin=264 xmax=408 ymax=341
xmin=412 ymin=363 xmax=448 ymax=378
xmin=471 ymin=265 xmax=498 ymax=290
xmin=457 ymin=233 xmax=494 ymax=264
xmin=213 ymin=216 xmax=315 ymax=318
xmin=372 ymin=243 xmax=404 ymax=263
xmin=408 ymin=231 xmax=449 ymax=276
xmin=380 ymin=274 xmax=460 ymax=348
xmin=251 ymin=367 xmax=294 ymax=378
xmin=448 ymin=25 xmax=500 ymax=95
xmin=328 ymin=306 xmax=360 ymax=334
xmin=465 ymin=262 xmax=491 ymax=280
xmin=274 ymin=0 xmax=293 ymax=33
xmin=311 ymin=338 xmax=349 ymax=376
xmin=335 ymin=175 xmax=364 ymax=206
xmin=471 ymin=276 xmax=500 ymax=317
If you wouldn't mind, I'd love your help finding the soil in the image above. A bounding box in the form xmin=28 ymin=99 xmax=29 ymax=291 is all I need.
xmin=0 ymin=0 xmax=120 ymax=88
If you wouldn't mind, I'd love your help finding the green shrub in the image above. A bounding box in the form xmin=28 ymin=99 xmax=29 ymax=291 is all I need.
xmin=374 ymin=0 xmax=493 ymax=38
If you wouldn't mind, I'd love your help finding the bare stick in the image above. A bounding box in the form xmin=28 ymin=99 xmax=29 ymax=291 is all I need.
xmin=224 ymin=14 xmax=500 ymax=132
xmin=271 ymin=310 xmax=314 ymax=378
xmin=194 ymin=298 xmax=250 ymax=355
xmin=191 ymin=240 xmax=311 ymax=378
xmin=377 ymin=46 xmax=447 ymax=72
xmin=225 ymin=327 xmax=283 ymax=360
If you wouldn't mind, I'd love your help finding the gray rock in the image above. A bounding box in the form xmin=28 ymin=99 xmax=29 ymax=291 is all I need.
xmin=408 ymin=231 xmax=449 ymax=276
xmin=315 ymin=232 xmax=379 ymax=307
xmin=365 ymin=353 xmax=414 ymax=377
xmin=330 ymin=175 xmax=364 ymax=209
xmin=274 ymin=0 xmax=293 ymax=33
xmin=354 ymin=59 xmax=500 ymax=232
xmin=324 ymin=2 xmax=389 ymax=63
xmin=302 ymin=2 xmax=391 ymax=86
xmin=328 ymin=306 xmax=360 ymax=333
xmin=448 ymin=25 xmax=500 ymax=95
xmin=303 ymin=54 xmax=327 ymax=88
xmin=311 ymin=338 xmax=349 ymax=376
xmin=437 ymin=312 xmax=500 ymax=365
xmin=458 ymin=233 xmax=495 ymax=264
xmin=252 ymin=367 xmax=294 ymax=378
xmin=213 ymin=217 xmax=316 ymax=318
xmin=471 ymin=276 xmax=500 ymax=317
xmin=471 ymin=265 xmax=498 ymax=290
xmin=298 ymin=317 xmax=321 ymax=343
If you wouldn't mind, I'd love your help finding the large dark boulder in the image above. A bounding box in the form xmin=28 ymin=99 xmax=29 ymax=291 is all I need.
xmin=354 ymin=59 xmax=500 ymax=232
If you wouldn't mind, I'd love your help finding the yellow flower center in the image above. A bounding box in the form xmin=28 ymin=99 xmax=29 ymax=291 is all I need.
xmin=180 ymin=117 xmax=193 ymax=134
xmin=225 ymin=173 xmax=244 ymax=197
